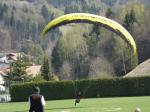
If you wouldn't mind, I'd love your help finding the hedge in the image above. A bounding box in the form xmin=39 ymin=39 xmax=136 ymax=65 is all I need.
xmin=10 ymin=76 xmax=150 ymax=102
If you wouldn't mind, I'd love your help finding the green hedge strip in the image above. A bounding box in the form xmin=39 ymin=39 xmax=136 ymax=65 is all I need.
xmin=10 ymin=77 xmax=150 ymax=102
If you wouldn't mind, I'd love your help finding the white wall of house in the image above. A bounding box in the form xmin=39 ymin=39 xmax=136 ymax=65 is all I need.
xmin=0 ymin=75 xmax=4 ymax=85
xmin=0 ymin=85 xmax=5 ymax=92
xmin=0 ymin=71 xmax=6 ymax=85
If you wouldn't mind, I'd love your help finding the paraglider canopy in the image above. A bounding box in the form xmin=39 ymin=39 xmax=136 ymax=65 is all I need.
xmin=41 ymin=13 xmax=137 ymax=56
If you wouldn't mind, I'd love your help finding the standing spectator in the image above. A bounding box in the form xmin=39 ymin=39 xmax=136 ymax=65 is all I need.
xmin=28 ymin=86 xmax=46 ymax=112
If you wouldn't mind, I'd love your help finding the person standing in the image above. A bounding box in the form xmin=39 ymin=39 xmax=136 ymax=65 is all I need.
xmin=28 ymin=86 xmax=46 ymax=112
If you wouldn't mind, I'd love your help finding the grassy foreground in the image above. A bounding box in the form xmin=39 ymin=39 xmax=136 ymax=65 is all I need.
xmin=0 ymin=96 xmax=150 ymax=112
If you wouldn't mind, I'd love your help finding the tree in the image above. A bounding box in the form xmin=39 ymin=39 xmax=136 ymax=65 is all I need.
xmin=2 ymin=3 xmax=8 ymax=14
xmin=86 ymin=24 xmax=101 ymax=57
xmin=10 ymin=57 xmax=29 ymax=82
xmin=88 ymin=57 xmax=114 ymax=78
xmin=41 ymin=5 xmax=49 ymax=21
xmin=0 ymin=29 xmax=11 ymax=50
xmin=41 ymin=55 xmax=53 ymax=81
xmin=51 ymin=27 xmax=88 ymax=79
xmin=32 ymin=75 xmax=45 ymax=82
xmin=10 ymin=9 xmax=15 ymax=27
xmin=59 ymin=61 xmax=72 ymax=80
xmin=122 ymin=9 xmax=138 ymax=73
xmin=21 ymin=41 xmax=44 ymax=65
xmin=65 ymin=5 xmax=81 ymax=14
xmin=105 ymin=8 xmax=114 ymax=18
xmin=123 ymin=12 xmax=130 ymax=32
xmin=130 ymin=9 xmax=137 ymax=24
xmin=123 ymin=9 xmax=137 ymax=35
xmin=101 ymin=0 xmax=117 ymax=6
xmin=0 ymin=4 xmax=3 ymax=20
xmin=51 ymin=45 xmax=63 ymax=72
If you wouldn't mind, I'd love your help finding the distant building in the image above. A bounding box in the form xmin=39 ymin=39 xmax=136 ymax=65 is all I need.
xmin=0 ymin=71 xmax=7 ymax=85
xmin=26 ymin=65 xmax=41 ymax=77
xmin=0 ymin=53 xmax=21 ymax=63
xmin=0 ymin=52 xmax=42 ymax=78
xmin=0 ymin=85 xmax=5 ymax=92
xmin=0 ymin=52 xmax=22 ymax=73
xmin=124 ymin=59 xmax=150 ymax=77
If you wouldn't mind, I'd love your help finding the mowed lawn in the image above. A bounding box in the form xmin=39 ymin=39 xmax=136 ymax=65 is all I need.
xmin=0 ymin=96 xmax=150 ymax=112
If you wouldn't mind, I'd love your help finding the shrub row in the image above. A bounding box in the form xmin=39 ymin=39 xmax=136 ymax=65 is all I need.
xmin=10 ymin=76 xmax=150 ymax=102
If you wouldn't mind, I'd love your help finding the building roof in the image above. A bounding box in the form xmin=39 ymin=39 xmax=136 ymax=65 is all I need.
xmin=124 ymin=59 xmax=150 ymax=77
xmin=0 ymin=53 xmax=20 ymax=63
xmin=26 ymin=65 xmax=41 ymax=77
xmin=0 ymin=71 xmax=7 ymax=76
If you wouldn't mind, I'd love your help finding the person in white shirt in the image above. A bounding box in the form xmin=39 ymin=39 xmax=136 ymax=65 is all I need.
xmin=28 ymin=86 xmax=46 ymax=112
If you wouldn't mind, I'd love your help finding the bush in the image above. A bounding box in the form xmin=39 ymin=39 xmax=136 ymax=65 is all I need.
xmin=10 ymin=76 xmax=150 ymax=102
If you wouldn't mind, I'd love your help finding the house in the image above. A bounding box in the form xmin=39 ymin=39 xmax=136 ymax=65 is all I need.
xmin=0 ymin=52 xmax=22 ymax=73
xmin=26 ymin=65 xmax=41 ymax=77
xmin=0 ymin=52 xmax=42 ymax=78
xmin=125 ymin=59 xmax=150 ymax=77
xmin=0 ymin=71 xmax=7 ymax=85
xmin=0 ymin=52 xmax=21 ymax=64
xmin=0 ymin=85 xmax=5 ymax=92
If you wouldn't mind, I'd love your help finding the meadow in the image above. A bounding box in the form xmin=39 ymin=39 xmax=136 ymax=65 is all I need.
xmin=0 ymin=96 xmax=150 ymax=112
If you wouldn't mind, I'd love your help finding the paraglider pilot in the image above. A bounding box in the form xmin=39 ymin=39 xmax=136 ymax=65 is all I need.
xmin=75 ymin=91 xmax=81 ymax=106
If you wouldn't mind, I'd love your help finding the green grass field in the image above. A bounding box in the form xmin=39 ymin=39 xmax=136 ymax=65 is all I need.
xmin=0 ymin=96 xmax=150 ymax=112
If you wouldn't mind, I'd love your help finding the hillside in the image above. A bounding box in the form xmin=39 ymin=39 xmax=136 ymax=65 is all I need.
xmin=125 ymin=59 xmax=150 ymax=77
xmin=0 ymin=0 xmax=150 ymax=79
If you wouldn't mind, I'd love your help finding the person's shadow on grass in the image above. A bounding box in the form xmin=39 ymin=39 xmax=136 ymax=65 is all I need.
xmin=46 ymin=106 xmax=89 ymax=111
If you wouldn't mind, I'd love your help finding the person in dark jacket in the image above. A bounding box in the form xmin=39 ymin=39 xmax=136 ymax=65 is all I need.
xmin=28 ymin=86 xmax=46 ymax=112
xmin=75 ymin=91 xmax=81 ymax=106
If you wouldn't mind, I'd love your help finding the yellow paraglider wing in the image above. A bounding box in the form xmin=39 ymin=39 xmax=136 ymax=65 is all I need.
xmin=41 ymin=13 xmax=137 ymax=56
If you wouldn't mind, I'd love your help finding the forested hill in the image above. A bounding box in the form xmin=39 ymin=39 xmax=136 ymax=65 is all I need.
xmin=0 ymin=0 xmax=150 ymax=78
